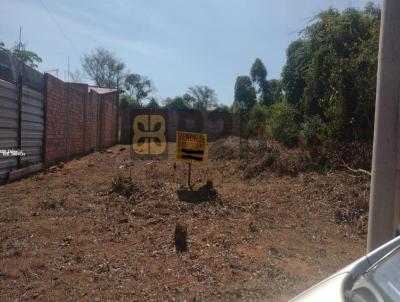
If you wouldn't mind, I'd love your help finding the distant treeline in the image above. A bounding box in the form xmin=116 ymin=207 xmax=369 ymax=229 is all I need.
xmin=234 ymin=2 xmax=380 ymax=147
xmin=1 ymin=2 xmax=380 ymax=148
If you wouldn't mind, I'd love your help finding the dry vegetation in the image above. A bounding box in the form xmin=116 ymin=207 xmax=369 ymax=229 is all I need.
xmin=0 ymin=139 xmax=370 ymax=301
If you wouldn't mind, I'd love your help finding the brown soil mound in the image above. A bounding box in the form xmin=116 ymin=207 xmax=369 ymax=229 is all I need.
xmin=242 ymin=141 xmax=313 ymax=178
xmin=209 ymin=136 xmax=241 ymax=160
xmin=210 ymin=137 xmax=317 ymax=178
xmin=311 ymin=142 xmax=372 ymax=171
xmin=211 ymin=137 xmax=371 ymax=234
xmin=233 ymin=139 xmax=372 ymax=179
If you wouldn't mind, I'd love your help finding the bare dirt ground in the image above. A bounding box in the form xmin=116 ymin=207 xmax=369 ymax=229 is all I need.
xmin=0 ymin=141 xmax=370 ymax=301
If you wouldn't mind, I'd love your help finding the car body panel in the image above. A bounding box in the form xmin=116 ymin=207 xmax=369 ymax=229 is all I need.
xmin=289 ymin=236 xmax=400 ymax=301
xmin=289 ymin=273 xmax=351 ymax=302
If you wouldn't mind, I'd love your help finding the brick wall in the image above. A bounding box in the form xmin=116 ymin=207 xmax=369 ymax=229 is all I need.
xmin=65 ymin=84 xmax=85 ymax=156
xmin=120 ymin=107 xmax=133 ymax=144
xmin=84 ymin=91 xmax=100 ymax=153
xmin=100 ymin=92 xmax=118 ymax=147
xmin=119 ymin=108 xmax=241 ymax=144
xmin=44 ymin=75 xmax=67 ymax=161
xmin=44 ymin=74 xmax=118 ymax=163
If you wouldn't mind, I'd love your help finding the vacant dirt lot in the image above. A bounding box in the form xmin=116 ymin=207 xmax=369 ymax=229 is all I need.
xmin=0 ymin=141 xmax=369 ymax=301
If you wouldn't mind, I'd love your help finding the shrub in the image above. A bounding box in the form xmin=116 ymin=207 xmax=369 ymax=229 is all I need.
xmin=299 ymin=115 xmax=323 ymax=146
xmin=267 ymin=101 xmax=300 ymax=147
xmin=247 ymin=103 xmax=269 ymax=137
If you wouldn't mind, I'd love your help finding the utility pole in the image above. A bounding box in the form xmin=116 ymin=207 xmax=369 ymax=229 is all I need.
xmin=67 ymin=56 xmax=70 ymax=82
xmin=367 ymin=0 xmax=400 ymax=252
xmin=18 ymin=26 xmax=22 ymax=51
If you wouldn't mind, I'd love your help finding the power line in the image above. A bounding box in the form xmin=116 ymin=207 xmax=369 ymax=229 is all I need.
xmin=38 ymin=0 xmax=80 ymax=56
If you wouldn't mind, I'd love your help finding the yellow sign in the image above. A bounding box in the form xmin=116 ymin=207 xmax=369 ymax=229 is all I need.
xmin=132 ymin=114 xmax=166 ymax=155
xmin=176 ymin=131 xmax=208 ymax=164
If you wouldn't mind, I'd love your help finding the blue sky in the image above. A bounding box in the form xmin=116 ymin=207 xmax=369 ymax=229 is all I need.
xmin=1 ymin=0 xmax=378 ymax=105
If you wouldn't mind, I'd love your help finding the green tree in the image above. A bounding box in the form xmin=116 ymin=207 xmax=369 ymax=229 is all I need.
xmin=0 ymin=41 xmax=43 ymax=69
xmin=301 ymin=4 xmax=380 ymax=141
xmin=267 ymin=101 xmax=300 ymax=147
xmin=216 ymin=104 xmax=230 ymax=112
xmin=352 ymin=3 xmax=380 ymax=141
xmin=10 ymin=42 xmax=43 ymax=68
xmin=163 ymin=96 xmax=190 ymax=110
xmin=250 ymin=58 xmax=272 ymax=105
xmin=299 ymin=115 xmax=323 ymax=146
xmin=186 ymin=85 xmax=218 ymax=110
xmin=281 ymin=39 xmax=311 ymax=106
xmin=0 ymin=41 xmax=7 ymax=52
xmin=124 ymin=73 xmax=153 ymax=104
xmin=231 ymin=101 xmax=244 ymax=114
xmin=182 ymin=93 xmax=195 ymax=105
xmin=234 ymin=76 xmax=256 ymax=117
xmin=146 ymin=97 xmax=160 ymax=109
xmin=247 ymin=103 xmax=269 ymax=137
xmin=119 ymin=95 xmax=141 ymax=115
xmin=269 ymin=79 xmax=283 ymax=103
xmin=81 ymin=47 xmax=125 ymax=88
xmin=250 ymin=58 xmax=267 ymax=84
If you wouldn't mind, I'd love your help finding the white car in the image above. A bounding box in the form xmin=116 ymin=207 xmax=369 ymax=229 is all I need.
xmin=290 ymin=236 xmax=400 ymax=302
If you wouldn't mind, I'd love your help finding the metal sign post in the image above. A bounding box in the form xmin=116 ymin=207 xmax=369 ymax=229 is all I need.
xmin=188 ymin=163 xmax=191 ymax=189
xmin=176 ymin=131 xmax=208 ymax=189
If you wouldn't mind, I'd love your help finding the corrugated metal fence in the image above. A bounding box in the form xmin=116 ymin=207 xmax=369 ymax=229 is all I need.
xmin=0 ymin=51 xmax=119 ymax=183
xmin=0 ymin=79 xmax=18 ymax=181
xmin=0 ymin=52 xmax=45 ymax=182
xmin=21 ymin=86 xmax=44 ymax=166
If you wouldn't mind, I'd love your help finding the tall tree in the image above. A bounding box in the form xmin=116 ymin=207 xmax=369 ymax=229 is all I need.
xmin=269 ymin=79 xmax=283 ymax=102
xmin=0 ymin=41 xmax=6 ymax=51
xmin=0 ymin=41 xmax=42 ymax=69
xmin=250 ymin=58 xmax=272 ymax=105
xmin=234 ymin=76 xmax=256 ymax=116
xmin=281 ymin=39 xmax=311 ymax=106
xmin=81 ymin=47 xmax=125 ymax=88
xmin=11 ymin=42 xmax=42 ymax=68
xmin=301 ymin=4 xmax=380 ymax=141
xmin=119 ymin=95 xmax=141 ymax=114
xmin=250 ymin=58 xmax=267 ymax=84
xmin=146 ymin=97 xmax=160 ymax=109
xmin=186 ymin=85 xmax=218 ymax=110
xmin=124 ymin=73 xmax=153 ymax=104
xmin=182 ymin=93 xmax=195 ymax=105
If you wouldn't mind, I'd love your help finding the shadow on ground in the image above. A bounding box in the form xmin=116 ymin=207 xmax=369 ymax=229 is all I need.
xmin=177 ymin=180 xmax=217 ymax=203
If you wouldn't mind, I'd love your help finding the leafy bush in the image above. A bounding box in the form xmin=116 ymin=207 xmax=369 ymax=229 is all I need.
xmin=299 ymin=115 xmax=323 ymax=146
xmin=163 ymin=97 xmax=190 ymax=110
xmin=119 ymin=95 xmax=141 ymax=115
xmin=280 ymin=3 xmax=380 ymax=144
xmin=247 ymin=103 xmax=269 ymax=137
xmin=266 ymin=101 xmax=300 ymax=147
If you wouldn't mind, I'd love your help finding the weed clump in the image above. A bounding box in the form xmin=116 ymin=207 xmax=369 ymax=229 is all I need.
xmin=111 ymin=175 xmax=137 ymax=197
